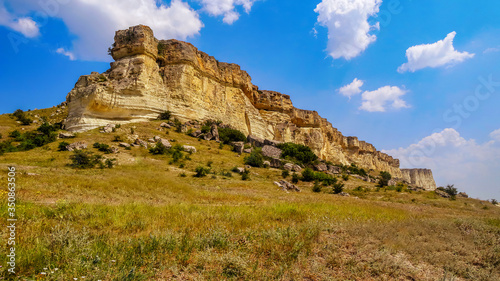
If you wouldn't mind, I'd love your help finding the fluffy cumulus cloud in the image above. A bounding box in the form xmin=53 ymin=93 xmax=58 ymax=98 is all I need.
xmin=383 ymin=128 xmax=500 ymax=199
xmin=359 ymin=86 xmax=409 ymax=112
xmin=398 ymin=32 xmax=475 ymax=73
xmin=338 ymin=78 xmax=364 ymax=99
xmin=0 ymin=1 xmax=39 ymax=38
xmin=199 ymin=0 xmax=258 ymax=24
xmin=4 ymin=0 xmax=208 ymax=61
xmin=315 ymin=0 xmax=382 ymax=60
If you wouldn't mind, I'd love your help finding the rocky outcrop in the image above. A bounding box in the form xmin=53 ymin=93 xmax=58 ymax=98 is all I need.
xmin=64 ymin=25 xmax=434 ymax=180
xmin=401 ymin=169 xmax=437 ymax=191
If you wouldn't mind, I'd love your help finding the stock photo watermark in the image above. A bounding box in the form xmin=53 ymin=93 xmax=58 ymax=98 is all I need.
xmin=8 ymin=0 xmax=70 ymax=53
xmin=402 ymin=74 xmax=500 ymax=167
xmin=6 ymin=166 xmax=17 ymax=274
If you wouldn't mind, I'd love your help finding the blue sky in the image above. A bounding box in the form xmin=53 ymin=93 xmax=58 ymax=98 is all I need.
xmin=0 ymin=0 xmax=499 ymax=199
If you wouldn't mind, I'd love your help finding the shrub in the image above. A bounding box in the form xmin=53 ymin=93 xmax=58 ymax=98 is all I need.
xmin=218 ymin=127 xmax=246 ymax=144
xmin=378 ymin=171 xmax=392 ymax=187
xmin=219 ymin=142 xmax=224 ymax=149
xmin=332 ymin=182 xmax=344 ymax=194
xmin=241 ymin=169 xmax=250 ymax=181
xmin=58 ymin=141 xmax=69 ymax=151
xmin=277 ymin=143 xmax=317 ymax=165
xmin=201 ymin=125 xmax=211 ymax=134
xmin=301 ymin=168 xmax=315 ymax=182
xmin=112 ymin=136 xmax=123 ymax=142
xmin=194 ymin=166 xmax=210 ymax=177
xmin=312 ymin=182 xmax=322 ymax=193
xmin=12 ymin=109 xmax=32 ymax=125
xmin=149 ymin=142 xmax=169 ymax=155
xmin=93 ymin=142 xmax=113 ymax=154
xmin=158 ymin=111 xmax=171 ymax=120
xmin=444 ymin=184 xmax=458 ymax=200
xmin=8 ymin=130 xmax=22 ymax=140
xmin=207 ymin=160 xmax=213 ymax=167
xmin=103 ymin=158 xmax=116 ymax=169
xmin=491 ymin=199 xmax=498 ymax=205
xmin=395 ymin=183 xmax=404 ymax=192
xmin=69 ymin=150 xmax=102 ymax=169
xmin=292 ymin=173 xmax=300 ymax=184
xmin=282 ymin=170 xmax=290 ymax=178
xmin=244 ymin=149 xmax=264 ymax=168
xmin=179 ymin=173 xmax=187 ymax=177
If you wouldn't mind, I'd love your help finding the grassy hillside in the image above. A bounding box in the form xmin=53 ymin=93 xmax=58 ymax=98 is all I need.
xmin=0 ymin=107 xmax=499 ymax=280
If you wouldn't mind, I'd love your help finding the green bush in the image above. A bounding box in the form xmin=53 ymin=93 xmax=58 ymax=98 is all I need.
xmin=93 ymin=142 xmax=113 ymax=154
xmin=301 ymin=168 xmax=315 ymax=182
xmin=172 ymin=149 xmax=183 ymax=163
xmin=282 ymin=170 xmax=290 ymax=178
xmin=158 ymin=111 xmax=171 ymax=120
xmin=69 ymin=150 xmax=103 ymax=169
xmin=8 ymin=130 xmax=22 ymax=140
xmin=312 ymin=182 xmax=322 ymax=193
xmin=194 ymin=166 xmax=210 ymax=177
xmin=292 ymin=173 xmax=300 ymax=184
xmin=342 ymin=174 xmax=349 ymax=181
xmin=444 ymin=184 xmax=458 ymax=200
xmin=244 ymin=149 xmax=264 ymax=167
xmin=347 ymin=163 xmax=367 ymax=177
xmin=112 ymin=136 xmax=123 ymax=142
xmin=378 ymin=171 xmax=392 ymax=187
xmin=277 ymin=143 xmax=317 ymax=165
xmin=241 ymin=169 xmax=250 ymax=181
xmin=332 ymin=182 xmax=344 ymax=194
xmin=201 ymin=125 xmax=211 ymax=134
xmin=149 ymin=142 xmax=169 ymax=155
xmin=58 ymin=141 xmax=69 ymax=151
xmin=12 ymin=109 xmax=32 ymax=125
xmin=218 ymin=127 xmax=246 ymax=144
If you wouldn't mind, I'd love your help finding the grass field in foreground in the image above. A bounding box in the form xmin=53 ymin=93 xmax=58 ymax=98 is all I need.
xmin=0 ymin=108 xmax=499 ymax=280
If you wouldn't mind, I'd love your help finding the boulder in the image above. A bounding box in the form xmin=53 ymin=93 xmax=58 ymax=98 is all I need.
xmin=247 ymin=135 xmax=265 ymax=147
xmin=283 ymin=163 xmax=294 ymax=171
xmin=270 ymin=158 xmax=282 ymax=168
xmin=435 ymin=190 xmax=451 ymax=198
xmin=147 ymin=138 xmax=155 ymax=143
xmin=339 ymin=192 xmax=350 ymax=197
xmin=243 ymin=148 xmax=252 ymax=154
xmin=159 ymin=139 xmax=172 ymax=149
xmin=328 ymin=165 xmax=342 ymax=174
xmin=100 ymin=124 xmax=116 ymax=133
xmin=134 ymin=138 xmax=148 ymax=148
xmin=190 ymin=130 xmax=202 ymax=137
xmin=66 ymin=141 xmax=87 ymax=151
xmin=160 ymin=122 xmax=171 ymax=128
xmin=261 ymin=145 xmax=282 ymax=158
xmin=263 ymin=160 xmax=271 ymax=167
xmin=183 ymin=145 xmax=197 ymax=153
xmin=235 ymin=167 xmax=245 ymax=174
xmin=111 ymin=147 xmax=119 ymax=154
xmin=457 ymin=192 xmax=469 ymax=198
xmin=211 ymin=124 xmax=219 ymax=141
xmin=315 ymin=163 xmax=328 ymax=172
xmin=59 ymin=132 xmax=75 ymax=139
xmin=203 ymin=132 xmax=213 ymax=141
xmin=119 ymin=142 xmax=131 ymax=148
xmin=231 ymin=142 xmax=244 ymax=154
xmin=276 ymin=180 xmax=300 ymax=192
xmin=292 ymin=164 xmax=303 ymax=173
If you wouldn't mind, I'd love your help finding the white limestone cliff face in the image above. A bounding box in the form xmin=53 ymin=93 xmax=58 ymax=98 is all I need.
xmin=63 ymin=25 xmax=437 ymax=182
xmin=401 ymin=169 xmax=437 ymax=190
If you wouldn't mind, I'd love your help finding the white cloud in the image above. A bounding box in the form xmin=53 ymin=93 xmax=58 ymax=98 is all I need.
xmin=490 ymin=128 xmax=500 ymax=141
xmin=314 ymin=0 xmax=382 ymax=60
xmin=338 ymin=78 xmax=364 ymax=99
xmin=359 ymin=85 xmax=409 ymax=112
xmin=398 ymin=32 xmax=475 ymax=73
xmin=5 ymin=0 xmax=203 ymax=61
xmin=383 ymin=128 xmax=500 ymax=200
xmin=0 ymin=2 xmax=39 ymax=38
xmin=199 ymin=0 xmax=258 ymax=24
xmin=483 ymin=47 xmax=500 ymax=54
xmin=56 ymin=48 xmax=75 ymax=61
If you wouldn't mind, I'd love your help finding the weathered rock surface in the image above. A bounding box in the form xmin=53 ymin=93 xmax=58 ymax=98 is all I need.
xmin=66 ymin=141 xmax=87 ymax=151
xmin=401 ymin=169 xmax=437 ymax=191
xmin=63 ymin=24 xmax=435 ymax=182
xmin=275 ymin=180 xmax=301 ymax=192
xmin=261 ymin=145 xmax=282 ymax=158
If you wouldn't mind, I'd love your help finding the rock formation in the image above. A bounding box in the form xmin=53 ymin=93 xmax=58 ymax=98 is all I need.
xmin=401 ymin=169 xmax=437 ymax=190
xmin=64 ymin=25 xmax=436 ymax=186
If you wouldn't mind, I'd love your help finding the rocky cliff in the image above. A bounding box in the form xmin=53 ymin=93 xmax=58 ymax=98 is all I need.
xmin=401 ymin=169 xmax=437 ymax=191
xmin=64 ymin=25 xmax=435 ymax=184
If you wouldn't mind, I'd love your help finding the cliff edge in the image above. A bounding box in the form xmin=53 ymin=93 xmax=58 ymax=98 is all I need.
xmin=64 ymin=25 xmax=436 ymax=188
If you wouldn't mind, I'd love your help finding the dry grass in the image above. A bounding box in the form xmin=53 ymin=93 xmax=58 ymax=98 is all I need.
xmin=0 ymin=107 xmax=499 ymax=280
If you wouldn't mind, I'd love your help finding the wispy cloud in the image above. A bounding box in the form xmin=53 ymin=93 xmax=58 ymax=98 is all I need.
xmin=56 ymin=48 xmax=76 ymax=61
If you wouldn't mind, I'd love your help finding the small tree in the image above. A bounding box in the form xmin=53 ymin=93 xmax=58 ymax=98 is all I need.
xmin=378 ymin=171 xmax=392 ymax=187
xmin=312 ymin=181 xmax=322 ymax=193
xmin=194 ymin=166 xmax=210 ymax=177
xmin=444 ymin=184 xmax=458 ymax=200
xmin=149 ymin=142 xmax=169 ymax=155
xmin=301 ymin=168 xmax=315 ymax=182
xmin=69 ymin=150 xmax=102 ymax=169
xmin=241 ymin=169 xmax=250 ymax=181
xmin=491 ymin=199 xmax=498 ymax=205
xmin=292 ymin=173 xmax=300 ymax=184
xmin=58 ymin=141 xmax=69 ymax=151
xmin=244 ymin=150 xmax=264 ymax=168
xmin=332 ymin=182 xmax=344 ymax=194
